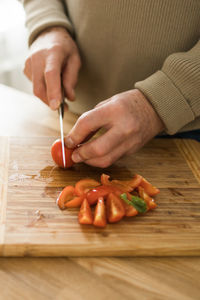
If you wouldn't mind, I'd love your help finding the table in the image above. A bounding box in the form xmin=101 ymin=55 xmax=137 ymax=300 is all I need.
xmin=0 ymin=84 xmax=199 ymax=300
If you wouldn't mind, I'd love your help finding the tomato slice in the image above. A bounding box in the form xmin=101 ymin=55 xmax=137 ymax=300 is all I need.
xmin=139 ymin=177 xmax=160 ymax=196
xmin=75 ymin=178 xmax=100 ymax=196
xmin=86 ymin=185 xmax=113 ymax=205
xmin=123 ymin=194 xmax=139 ymax=217
xmin=57 ymin=186 xmax=84 ymax=209
xmin=106 ymin=193 xmax=125 ymax=223
xmin=124 ymin=203 xmax=138 ymax=217
xmin=93 ymin=197 xmax=107 ymax=227
xmin=138 ymin=186 xmax=157 ymax=210
xmin=78 ymin=198 xmax=93 ymax=225
xmin=101 ymin=174 xmax=111 ymax=186
xmin=127 ymin=174 xmax=142 ymax=190
xmin=101 ymin=174 xmax=142 ymax=193
xmin=51 ymin=139 xmax=74 ymax=168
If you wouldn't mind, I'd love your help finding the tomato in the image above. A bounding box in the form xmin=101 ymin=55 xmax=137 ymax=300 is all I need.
xmin=51 ymin=139 xmax=74 ymax=168
xmin=122 ymin=192 xmax=139 ymax=217
xmin=86 ymin=185 xmax=113 ymax=205
xmin=100 ymin=174 xmax=111 ymax=186
xmin=127 ymin=174 xmax=142 ymax=190
xmin=138 ymin=186 xmax=157 ymax=210
xmin=139 ymin=177 xmax=160 ymax=196
xmin=106 ymin=193 xmax=125 ymax=223
xmin=75 ymin=178 xmax=100 ymax=196
xmin=57 ymin=186 xmax=84 ymax=209
xmin=124 ymin=202 xmax=138 ymax=217
xmin=101 ymin=174 xmax=142 ymax=193
xmin=78 ymin=198 xmax=93 ymax=225
xmin=93 ymin=197 xmax=107 ymax=228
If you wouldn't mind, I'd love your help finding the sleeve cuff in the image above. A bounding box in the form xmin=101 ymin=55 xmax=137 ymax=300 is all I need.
xmin=27 ymin=12 xmax=73 ymax=46
xmin=135 ymin=70 xmax=195 ymax=134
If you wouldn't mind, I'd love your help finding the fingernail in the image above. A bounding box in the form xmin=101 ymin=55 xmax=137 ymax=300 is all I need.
xmin=50 ymin=99 xmax=60 ymax=110
xmin=72 ymin=152 xmax=82 ymax=163
xmin=65 ymin=136 xmax=75 ymax=148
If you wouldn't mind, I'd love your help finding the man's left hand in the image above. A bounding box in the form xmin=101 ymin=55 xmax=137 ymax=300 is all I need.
xmin=65 ymin=89 xmax=164 ymax=168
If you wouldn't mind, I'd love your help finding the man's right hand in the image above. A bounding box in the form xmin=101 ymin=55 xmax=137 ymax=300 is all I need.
xmin=24 ymin=26 xmax=81 ymax=110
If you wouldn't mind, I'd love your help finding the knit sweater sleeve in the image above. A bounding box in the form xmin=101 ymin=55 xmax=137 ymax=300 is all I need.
xmin=19 ymin=0 xmax=73 ymax=46
xmin=135 ymin=40 xmax=200 ymax=134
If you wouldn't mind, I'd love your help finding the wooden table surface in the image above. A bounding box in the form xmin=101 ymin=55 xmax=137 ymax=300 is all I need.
xmin=0 ymin=84 xmax=200 ymax=300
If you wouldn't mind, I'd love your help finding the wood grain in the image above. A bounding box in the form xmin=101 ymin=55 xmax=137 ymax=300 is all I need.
xmin=0 ymin=137 xmax=9 ymax=247
xmin=0 ymin=136 xmax=200 ymax=256
xmin=0 ymin=256 xmax=200 ymax=300
xmin=0 ymin=84 xmax=200 ymax=299
xmin=175 ymin=139 xmax=200 ymax=184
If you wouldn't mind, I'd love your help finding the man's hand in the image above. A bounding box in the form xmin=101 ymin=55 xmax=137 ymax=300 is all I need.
xmin=24 ymin=26 xmax=81 ymax=110
xmin=65 ymin=89 xmax=164 ymax=168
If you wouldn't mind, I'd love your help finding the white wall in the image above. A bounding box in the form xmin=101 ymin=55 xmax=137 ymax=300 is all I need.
xmin=0 ymin=0 xmax=32 ymax=94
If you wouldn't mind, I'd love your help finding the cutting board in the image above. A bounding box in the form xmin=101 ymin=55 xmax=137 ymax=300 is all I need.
xmin=0 ymin=136 xmax=200 ymax=257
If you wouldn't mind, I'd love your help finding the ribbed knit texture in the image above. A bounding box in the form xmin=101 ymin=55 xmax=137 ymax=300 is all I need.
xmin=20 ymin=0 xmax=200 ymax=134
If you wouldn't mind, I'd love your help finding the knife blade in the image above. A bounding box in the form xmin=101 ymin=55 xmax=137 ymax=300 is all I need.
xmin=58 ymin=90 xmax=66 ymax=168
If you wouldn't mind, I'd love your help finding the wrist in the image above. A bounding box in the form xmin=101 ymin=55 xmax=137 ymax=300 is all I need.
xmin=34 ymin=26 xmax=70 ymax=43
xmin=133 ymin=89 xmax=165 ymax=136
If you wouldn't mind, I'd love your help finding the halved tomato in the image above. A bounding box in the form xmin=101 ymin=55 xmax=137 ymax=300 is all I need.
xmin=139 ymin=177 xmax=160 ymax=196
xmin=51 ymin=139 xmax=74 ymax=169
xmin=57 ymin=186 xmax=84 ymax=209
xmin=75 ymin=178 xmax=100 ymax=196
xmin=93 ymin=197 xmax=107 ymax=228
xmin=106 ymin=193 xmax=125 ymax=223
xmin=78 ymin=198 xmax=93 ymax=225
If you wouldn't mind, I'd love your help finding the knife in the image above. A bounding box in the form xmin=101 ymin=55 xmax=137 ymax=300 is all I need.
xmin=58 ymin=88 xmax=66 ymax=168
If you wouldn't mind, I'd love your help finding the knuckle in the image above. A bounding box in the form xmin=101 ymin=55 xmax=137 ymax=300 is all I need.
xmin=31 ymin=50 xmax=42 ymax=61
xmin=44 ymin=68 xmax=56 ymax=79
xmin=47 ymin=43 xmax=62 ymax=54
xmin=89 ymin=143 xmax=105 ymax=158
xmin=77 ymin=112 xmax=90 ymax=128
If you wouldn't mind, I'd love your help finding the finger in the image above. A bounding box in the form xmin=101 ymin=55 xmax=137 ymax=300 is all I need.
xmin=31 ymin=55 xmax=48 ymax=105
xmin=84 ymin=138 xmax=136 ymax=168
xmin=71 ymin=127 xmax=124 ymax=163
xmin=65 ymin=105 xmax=111 ymax=148
xmin=95 ymin=99 xmax=110 ymax=108
xmin=24 ymin=57 xmax=32 ymax=81
xmin=62 ymin=54 xmax=81 ymax=101
xmin=44 ymin=53 xmax=63 ymax=110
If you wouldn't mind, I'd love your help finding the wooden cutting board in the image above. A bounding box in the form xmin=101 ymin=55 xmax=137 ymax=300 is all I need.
xmin=0 ymin=136 xmax=200 ymax=257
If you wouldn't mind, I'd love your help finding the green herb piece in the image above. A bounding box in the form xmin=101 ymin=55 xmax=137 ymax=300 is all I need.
xmin=120 ymin=193 xmax=147 ymax=213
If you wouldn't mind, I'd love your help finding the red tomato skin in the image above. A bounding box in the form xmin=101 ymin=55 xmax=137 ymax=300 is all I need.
xmin=101 ymin=174 xmax=142 ymax=193
xmin=124 ymin=202 xmax=138 ymax=217
xmin=75 ymin=179 xmax=100 ymax=196
xmin=65 ymin=195 xmax=84 ymax=208
xmin=93 ymin=197 xmax=107 ymax=228
xmin=57 ymin=186 xmax=75 ymax=209
xmin=86 ymin=185 xmax=112 ymax=205
xmin=138 ymin=186 xmax=157 ymax=210
xmin=78 ymin=198 xmax=93 ymax=225
xmin=106 ymin=193 xmax=125 ymax=223
xmin=51 ymin=139 xmax=74 ymax=168
xmin=139 ymin=177 xmax=160 ymax=196
xmin=57 ymin=185 xmax=84 ymax=209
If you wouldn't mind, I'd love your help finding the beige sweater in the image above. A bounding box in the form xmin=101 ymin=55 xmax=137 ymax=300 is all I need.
xmin=21 ymin=0 xmax=200 ymax=134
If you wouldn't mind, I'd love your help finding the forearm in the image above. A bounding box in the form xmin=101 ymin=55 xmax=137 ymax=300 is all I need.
xmin=135 ymin=39 xmax=200 ymax=134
